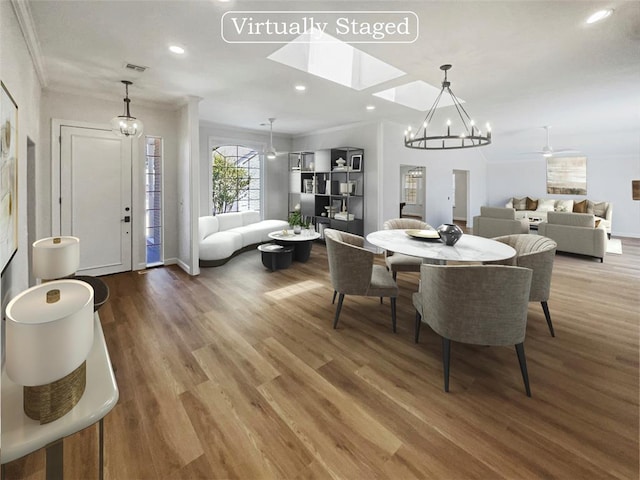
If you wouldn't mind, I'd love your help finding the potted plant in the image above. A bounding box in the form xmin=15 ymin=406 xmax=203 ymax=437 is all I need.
xmin=288 ymin=204 xmax=311 ymax=234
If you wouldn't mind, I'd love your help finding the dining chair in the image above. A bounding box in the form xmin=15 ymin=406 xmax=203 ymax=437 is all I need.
xmin=413 ymin=264 xmax=533 ymax=396
xmin=324 ymin=229 xmax=399 ymax=332
xmin=383 ymin=218 xmax=433 ymax=280
xmin=492 ymin=234 xmax=558 ymax=337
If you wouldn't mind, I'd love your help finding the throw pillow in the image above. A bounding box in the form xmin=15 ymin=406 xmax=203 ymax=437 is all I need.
xmin=526 ymin=197 xmax=538 ymax=210
xmin=592 ymin=202 xmax=607 ymax=218
xmin=512 ymin=197 xmax=527 ymax=210
xmin=555 ymin=200 xmax=574 ymax=212
xmin=536 ymin=198 xmax=556 ymax=212
xmin=595 ymin=219 xmax=601 ymax=228
xmin=573 ymin=199 xmax=587 ymax=213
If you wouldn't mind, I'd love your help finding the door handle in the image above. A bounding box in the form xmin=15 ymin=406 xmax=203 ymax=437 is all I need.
xmin=122 ymin=216 xmax=131 ymax=223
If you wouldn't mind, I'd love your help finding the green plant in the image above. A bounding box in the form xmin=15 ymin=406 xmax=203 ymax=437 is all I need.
xmin=211 ymin=151 xmax=251 ymax=214
xmin=288 ymin=211 xmax=310 ymax=228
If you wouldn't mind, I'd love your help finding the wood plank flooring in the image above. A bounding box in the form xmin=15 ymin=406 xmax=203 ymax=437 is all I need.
xmin=4 ymin=238 xmax=639 ymax=479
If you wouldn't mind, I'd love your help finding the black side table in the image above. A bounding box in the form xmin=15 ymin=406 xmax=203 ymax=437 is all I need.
xmin=257 ymin=244 xmax=294 ymax=271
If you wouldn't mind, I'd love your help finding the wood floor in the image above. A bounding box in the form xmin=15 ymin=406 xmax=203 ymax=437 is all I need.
xmin=4 ymin=238 xmax=639 ymax=479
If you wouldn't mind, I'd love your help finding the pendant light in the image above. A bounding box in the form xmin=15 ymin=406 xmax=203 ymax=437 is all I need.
xmin=265 ymin=118 xmax=277 ymax=160
xmin=111 ymin=80 xmax=144 ymax=138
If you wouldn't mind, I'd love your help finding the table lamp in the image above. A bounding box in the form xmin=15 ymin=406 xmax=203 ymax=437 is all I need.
xmin=32 ymin=236 xmax=80 ymax=281
xmin=5 ymin=280 xmax=94 ymax=423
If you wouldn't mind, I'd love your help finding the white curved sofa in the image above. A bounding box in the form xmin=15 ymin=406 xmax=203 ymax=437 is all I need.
xmin=199 ymin=211 xmax=289 ymax=266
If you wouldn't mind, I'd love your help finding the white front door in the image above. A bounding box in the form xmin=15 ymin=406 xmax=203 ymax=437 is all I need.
xmin=60 ymin=125 xmax=132 ymax=276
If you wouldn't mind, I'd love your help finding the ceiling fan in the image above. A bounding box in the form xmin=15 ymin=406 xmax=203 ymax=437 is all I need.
xmin=534 ymin=126 xmax=580 ymax=158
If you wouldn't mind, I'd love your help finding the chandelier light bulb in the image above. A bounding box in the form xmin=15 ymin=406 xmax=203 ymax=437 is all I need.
xmin=446 ymin=119 xmax=451 ymax=126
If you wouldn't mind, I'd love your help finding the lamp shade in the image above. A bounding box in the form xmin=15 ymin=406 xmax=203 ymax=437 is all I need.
xmin=6 ymin=280 xmax=94 ymax=386
xmin=32 ymin=236 xmax=80 ymax=280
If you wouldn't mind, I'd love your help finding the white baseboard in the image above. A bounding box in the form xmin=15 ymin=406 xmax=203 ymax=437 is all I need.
xmin=176 ymin=258 xmax=193 ymax=275
xmin=164 ymin=257 xmax=178 ymax=266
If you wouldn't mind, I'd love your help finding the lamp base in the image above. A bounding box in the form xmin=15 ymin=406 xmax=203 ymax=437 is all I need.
xmin=24 ymin=361 xmax=87 ymax=424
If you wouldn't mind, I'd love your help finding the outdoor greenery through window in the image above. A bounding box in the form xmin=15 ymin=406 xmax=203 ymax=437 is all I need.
xmin=212 ymin=145 xmax=261 ymax=214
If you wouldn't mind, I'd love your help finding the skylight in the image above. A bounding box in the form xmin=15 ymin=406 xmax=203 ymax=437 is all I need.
xmin=268 ymin=28 xmax=405 ymax=91
xmin=372 ymin=80 xmax=463 ymax=111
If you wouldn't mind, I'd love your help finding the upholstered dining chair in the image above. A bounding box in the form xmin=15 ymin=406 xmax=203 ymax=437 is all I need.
xmin=324 ymin=229 xmax=399 ymax=332
xmin=492 ymin=234 xmax=558 ymax=337
xmin=383 ymin=218 xmax=433 ymax=280
xmin=413 ymin=264 xmax=533 ymax=396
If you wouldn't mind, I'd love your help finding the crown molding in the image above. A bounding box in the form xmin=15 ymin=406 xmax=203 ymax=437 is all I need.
xmin=11 ymin=0 xmax=48 ymax=87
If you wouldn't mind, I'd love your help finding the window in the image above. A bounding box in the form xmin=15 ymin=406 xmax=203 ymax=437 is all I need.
xmin=211 ymin=145 xmax=261 ymax=214
xmin=145 ymin=136 xmax=163 ymax=265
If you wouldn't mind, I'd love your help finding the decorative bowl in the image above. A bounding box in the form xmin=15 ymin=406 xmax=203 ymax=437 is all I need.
xmin=436 ymin=224 xmax=463 ymax=246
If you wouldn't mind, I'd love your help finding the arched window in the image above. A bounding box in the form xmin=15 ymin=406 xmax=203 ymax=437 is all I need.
xmin=211 ymin=145 xmax=261 ymax=214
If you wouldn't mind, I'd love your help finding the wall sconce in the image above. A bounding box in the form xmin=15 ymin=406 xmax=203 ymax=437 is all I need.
xmin=633 ymin=180 xmax=640 ymax=200
xmin=5 ymin=280 xmax=94 ymax=423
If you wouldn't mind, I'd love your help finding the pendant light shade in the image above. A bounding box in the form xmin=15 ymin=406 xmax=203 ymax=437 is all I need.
xmin=111 ymin=80 xmax=144 ymax=138
xmin=266 ymin=118 xmax=277 ymax=160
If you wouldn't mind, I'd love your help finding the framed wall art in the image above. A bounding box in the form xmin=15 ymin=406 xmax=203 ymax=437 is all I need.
xmin=1 ymin=81 xmax=18 ymax=275
xmin=349 ymin=154 xmax=362 ymax=172
xmin=546 ymin=156 xmax=587 ymax=195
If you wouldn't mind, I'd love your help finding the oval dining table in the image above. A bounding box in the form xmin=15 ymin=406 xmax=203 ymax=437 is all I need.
xmin=366 ymin=229 xmax=516 ymax=264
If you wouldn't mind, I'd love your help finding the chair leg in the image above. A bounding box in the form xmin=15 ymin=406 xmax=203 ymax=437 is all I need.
xmin=414 ymin=311 xmax=422 ymax=343
xmin=380 ymin=297 xmax=383 ymax=304
xmin=515 ymin=343 xmax=532 ymax=397
xmin=442 ymin=338 xmax=451 ymax=392
xmin=541 ymin=301 xmax=555 ymax=337
xmin=390 ymin=297 xmax=397 ymax=333
xmin=332 ymin=290 xmax=337 ymax=304
xmin=333 ymin=293 xmax=345 ymax=329
xmin=392 ymin=271 xmax=397 ymax=281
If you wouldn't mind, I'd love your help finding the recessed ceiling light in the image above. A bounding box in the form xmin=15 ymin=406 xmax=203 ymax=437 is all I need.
xmin=295 ymin=85 xmax=306 ymax=91
xmin=586 ymin=9 xmax=613 ymax=24
xmin=169 ymin=45 xmax=185 ymax=55
xmin=366 ymin=105 xmax=376 ymax=111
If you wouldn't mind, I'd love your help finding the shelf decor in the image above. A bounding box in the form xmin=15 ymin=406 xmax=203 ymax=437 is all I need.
xmin=1 ymin=81 xmax=18 ymax=274
xmin=350 ymin=154 xmax=362 ymax=171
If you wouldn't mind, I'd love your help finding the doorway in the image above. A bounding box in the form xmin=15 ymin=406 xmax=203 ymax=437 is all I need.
xmin=399 ymin=165 xmax=425 ymax=220
xmin=452 ymin=170 xmax=469 ymax=227
xmin=27 ymin=137 xmax=36 ymax=286
xmin=56 ymin=123 xmax=133 ymax=276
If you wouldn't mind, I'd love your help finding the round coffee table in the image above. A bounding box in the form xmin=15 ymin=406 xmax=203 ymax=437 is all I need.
xmin=268 ymin=230 xmax=321 ymax=262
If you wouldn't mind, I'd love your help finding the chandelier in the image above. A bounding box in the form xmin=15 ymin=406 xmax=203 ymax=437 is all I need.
xmin=404 ymin=64 xmax=491 ymax=150
xmin=111 ymin=80 xmax=144 ymax=138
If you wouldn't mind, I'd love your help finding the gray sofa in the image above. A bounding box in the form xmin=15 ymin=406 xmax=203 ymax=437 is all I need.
xmin=472 ymin=207 xmax=529 ymax=238
xmin=505 ymin=197 xmax=612 ymax=237
xmin=538 ymin=212 xmax=607 ymax=262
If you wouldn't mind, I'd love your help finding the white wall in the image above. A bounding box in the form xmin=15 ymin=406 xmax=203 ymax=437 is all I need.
xmin=485 ymin=128 xmax=640 ymax=238
xmin=380 ymin=121 xmax=487 ymax=233
xmin=41 ymin=91 xmax=181 ymax=267
xmin=176 ymin=98 xmax=200 ymax=275
xmin=199 ymin=121 xmax=291 ymax=221
xmin=292 ymin=121 xmax=380 ymax=236
xmin=1 ymin=0 xmax=42 ymax=318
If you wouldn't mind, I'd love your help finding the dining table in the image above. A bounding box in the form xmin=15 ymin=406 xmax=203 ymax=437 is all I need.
xmin=366 ymin=229 xmax=516 ymax=264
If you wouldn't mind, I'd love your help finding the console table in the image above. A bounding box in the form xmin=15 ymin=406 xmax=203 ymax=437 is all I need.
xmin=1 ymin=314 xmax=119 ymax=479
